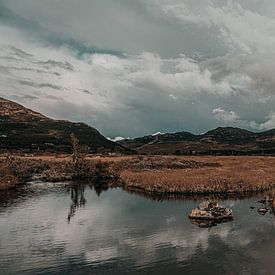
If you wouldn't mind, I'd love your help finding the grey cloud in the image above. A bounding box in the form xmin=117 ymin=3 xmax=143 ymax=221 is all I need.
xmin=0 ymin=65 xmax=11 ymax=75
xmin=0 ymin=0 xmax=225 ymax=58
xmin=0 ymin=46 xmax=66 ymax=76
xmin=1 ymin=0 xmax=275 ymax=137
xmin=18 ymin=80 xmax=63 ymax=91
xmin=8 ymin=46 xmax=33 ymax=59
xmin=35 ymin=60 xmax=74 ymax=72
xmin=0 ymin=64 xmax=61 ymax=76
xmin=5 ymin=46 xmax=74 ymax=72
xmin=0 ymin=56 xmax=21 ymax=62
xmin=0 ymin=2 xmax=125 ymax=58
xmin=10 ymin=94 xmax=39 ymax=102
xmin=81 ymin=89 xmax=93 ymax=95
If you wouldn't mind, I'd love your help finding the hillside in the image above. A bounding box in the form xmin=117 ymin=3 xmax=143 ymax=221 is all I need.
xmin=0 ymin=97 xmax=130 ymax=154
xmin=118 ymin=127 xmax=275 ymax=155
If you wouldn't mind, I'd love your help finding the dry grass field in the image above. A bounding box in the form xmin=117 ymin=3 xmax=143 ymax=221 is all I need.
xmin=116 ymin=156 xmax=275 ymax=194
xmin=1 ymin=154 xmax=275 ymax=194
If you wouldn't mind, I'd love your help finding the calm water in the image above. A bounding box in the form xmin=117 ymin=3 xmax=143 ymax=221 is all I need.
xmin=0 ymin=183 xmax=275 ymax=275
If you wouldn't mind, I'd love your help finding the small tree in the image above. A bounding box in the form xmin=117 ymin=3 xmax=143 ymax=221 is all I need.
xmin=70 ymin=133 xmax=89 ymax=178
xmin=70 ymin=133 xmax=80 ymax=166
xmin=69 ymin=133 xmax=110 ymax=180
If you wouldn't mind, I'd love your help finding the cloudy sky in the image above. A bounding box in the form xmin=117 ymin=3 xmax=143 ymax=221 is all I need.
xmin=1 ymin=0 xmax=275 ymax=138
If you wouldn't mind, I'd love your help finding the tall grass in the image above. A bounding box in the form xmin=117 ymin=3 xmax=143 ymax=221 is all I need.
xmin=1 ymin=154 xmax=275 ymax=194
xmin=118 ymin=156 xmax=275 ymax=194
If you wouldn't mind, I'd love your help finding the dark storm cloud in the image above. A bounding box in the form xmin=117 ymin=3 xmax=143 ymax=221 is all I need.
xmin=0 ymin=2 xmax=125 ymax=58
xmin=1 ymin=0 xmax=275 ymax=137
xmin=0 ymin=0 xmax=226 ymax=58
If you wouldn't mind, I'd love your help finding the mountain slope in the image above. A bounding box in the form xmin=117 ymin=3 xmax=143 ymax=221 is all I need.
xmin=0 ymin=97 xmax=129 ymax=153
xmin=118 ymin=127 xmax=275 ymax=155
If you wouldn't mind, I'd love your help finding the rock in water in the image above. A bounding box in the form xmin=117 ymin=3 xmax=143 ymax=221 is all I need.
xmin=258 ymin=208 xmax=268 ymax=215
xmin=188 ymin=201 xmax=233 ymax=227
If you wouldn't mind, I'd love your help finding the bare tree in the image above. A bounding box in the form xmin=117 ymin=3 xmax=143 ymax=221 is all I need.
xmin=70 ymin=133 xmax=89 ymax=178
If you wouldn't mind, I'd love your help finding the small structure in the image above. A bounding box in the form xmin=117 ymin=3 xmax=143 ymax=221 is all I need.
xmin=189 ymin=201 xmax=233 ymax=228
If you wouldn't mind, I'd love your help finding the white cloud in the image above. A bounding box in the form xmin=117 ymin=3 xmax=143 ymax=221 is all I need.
xmin=153 ymin=0 xmax=275 ymax=54
xmin=213 ymin=107 xmax=239 ymax=124
xmin=250 ymin=111 xmax=275 ymax=130
xmin=169 ymin=94 xmax=177 ymax=100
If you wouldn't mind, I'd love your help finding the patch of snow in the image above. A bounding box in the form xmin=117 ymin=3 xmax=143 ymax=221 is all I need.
xmin=151 ymin=132 xmax=165 ymax=136
xmin=107 ymin=136 xmax=126 ymax=142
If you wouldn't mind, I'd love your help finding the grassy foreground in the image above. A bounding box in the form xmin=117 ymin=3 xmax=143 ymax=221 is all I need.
xmin=1 ymin=155 xmax=275 ymax=195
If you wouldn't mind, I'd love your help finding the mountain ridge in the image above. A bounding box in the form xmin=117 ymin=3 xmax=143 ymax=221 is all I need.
xmin=118 ymin=126 xmax=275 ymax=155
xmin=0 ymin=97 xmax=130 ymax=154
xmin=2 ymin=97 xmax=275 ymax=155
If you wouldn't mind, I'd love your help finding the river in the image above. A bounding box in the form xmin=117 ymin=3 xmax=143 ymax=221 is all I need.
xmin=0 ymin=182 xmax=275 ymax=274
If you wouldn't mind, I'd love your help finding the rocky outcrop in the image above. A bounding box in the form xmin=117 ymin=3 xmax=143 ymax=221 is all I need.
xmin=189 ymin=201 xmax=233 ymax=227
xmin=258 ymin=208 xmax=268 ymax=215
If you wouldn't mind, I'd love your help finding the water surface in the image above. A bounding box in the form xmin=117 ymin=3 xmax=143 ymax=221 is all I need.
xmin=0 ymin=183 xmax=275 ymax=274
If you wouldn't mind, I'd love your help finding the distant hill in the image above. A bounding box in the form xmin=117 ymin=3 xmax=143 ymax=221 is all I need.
xmin=0 ymin=97 xmax=131 ymax=154
xmin=118 ymin=127 xmax=275 ymax=155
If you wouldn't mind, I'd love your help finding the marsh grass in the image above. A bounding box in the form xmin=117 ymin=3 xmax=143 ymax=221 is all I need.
xmin=110 ymin=156 xmax=219 ymax=172
xmin=118 ymin=156 xmax=275 ymax=194
xmin=1 ymin=154 xmax=275 ymax=194
xmin=0 ymin=154 xmax=112 ymax=190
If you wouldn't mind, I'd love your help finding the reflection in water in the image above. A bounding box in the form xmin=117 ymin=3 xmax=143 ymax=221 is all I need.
xmin=124 ymin=186 xmax=270 ymax=202
xmin=67 ymin=181 xmax=114 ymax=223
xmin=67 ymin=184 xmax=86 ymax=223
xmin=1 ymin=183 xmax=275 ymax=274
xmin=93 ymin=181 xmax=109 ymax=196
xmin=189 ymin=218 xmax=216 ymax=228
xmin=189 ymin=217 xmax=233 ymax=228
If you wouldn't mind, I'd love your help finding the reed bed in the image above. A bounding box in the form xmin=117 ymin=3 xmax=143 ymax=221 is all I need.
xmin=110 ymin=156 xmax=219 ymax=172
xmin=119 ymin=156 xmax=275 ymax=194
xmin=1 ymin=154 xmax=275 ymax=195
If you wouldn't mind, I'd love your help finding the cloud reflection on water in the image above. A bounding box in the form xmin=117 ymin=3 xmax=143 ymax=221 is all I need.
xmin=0 ymin=184 xmax=275 ymax=274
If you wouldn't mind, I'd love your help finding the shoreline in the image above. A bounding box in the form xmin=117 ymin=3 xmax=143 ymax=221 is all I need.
xmin=121 ymin=183 xmax=275 ymax=198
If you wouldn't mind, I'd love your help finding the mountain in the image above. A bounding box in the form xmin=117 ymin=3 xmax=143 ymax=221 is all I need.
xmin=118 ymin=127 xmax=275 ymax=155
xmin=0 ymin=97 xmax=130 ymax=154
xmin=3 ymin=96 xmax=274 ymax=156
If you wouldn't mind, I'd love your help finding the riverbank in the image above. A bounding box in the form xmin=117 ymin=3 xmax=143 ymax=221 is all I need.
xmin=1 ymin=155 xmax=275 ymax=195
xmin=0 ymin=155 xmax=113 ymax=190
